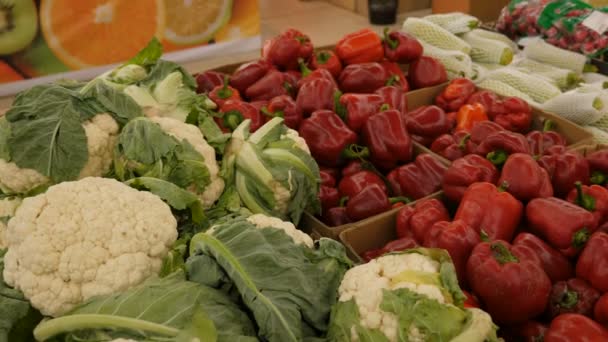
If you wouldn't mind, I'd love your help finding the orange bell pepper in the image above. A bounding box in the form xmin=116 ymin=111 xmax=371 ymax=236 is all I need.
xmin=0 ymin=61 xmax=23 ymax=83
xmin=335 ymin=29 xmax=383 ymax=65
xmin=455 ymin=103 xmax=488 ymax=132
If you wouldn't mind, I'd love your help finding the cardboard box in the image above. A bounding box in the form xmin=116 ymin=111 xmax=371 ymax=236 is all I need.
xmin=431 ymin=0 xmax=509 ymax=22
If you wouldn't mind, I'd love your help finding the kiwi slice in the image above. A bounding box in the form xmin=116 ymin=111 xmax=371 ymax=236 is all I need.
xmin=0 ymin=0 xmax=38 ymax=55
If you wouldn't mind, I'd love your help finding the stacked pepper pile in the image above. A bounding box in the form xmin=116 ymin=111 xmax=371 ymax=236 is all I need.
xmin=195 ymin=28 xmax=450 ymax=227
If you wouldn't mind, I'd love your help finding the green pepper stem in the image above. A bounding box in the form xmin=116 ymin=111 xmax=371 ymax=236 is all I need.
xmin=383 ymin=27 xmax=398 ymax=49
xmin=457 ymin=134 xmax=471 ymax=150
xmin=591 ymin=171 xmax=607 ymax=185
xmin=490 ymin=242 xmax=519 ymax=264
xmin=299 ymin=58 xmax=312 ymax=77
xmin=339 ymin=196 xmax=349 ymax=207
xmin=559 ymin=290 xmax=579 ymax=309
xmin=389 ymin=196 xmax=411 ymax=205
xmin=575 ymin=181 xmax=596 ymax=212
xmin=572 ymin=228 xmax=590 ymax=249
xmin=480 ymin=230 xmax=490 ymax=242
xmin=223 ymin=110 xmax=244 ymax=131
xmin=386 ymin=74 xmax=400 ymax=86
xmin=217 ymin=75 xmax=233 ymax=99
xmin=487 ymin=150 xmax=508 ymax=167
xmin=316 ymin=51 xmax=331 ymax=64
xmin=334 ymin=90 xmax=347 ymax=120
xmin=343 ymin=144 xmax=370 ymax=159
xmin=542 ymin=119 xmax=555 ymax=132
xmin=497 ymin=181 xmax=509 ymax=192
xmin=379 ymin=103 xmax=390 ymax=112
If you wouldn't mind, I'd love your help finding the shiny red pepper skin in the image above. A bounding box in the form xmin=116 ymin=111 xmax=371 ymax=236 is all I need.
xmin=335 ymin=28 xmax=384 ymax=65
xmin=407 ymin=56 xmax=448 ymax=90
xmin=362 ymin=109 xmax=413 ymax=170
xmin=587 ymin=149 xmax=608 ymax=186
xmin=380 ymin=61 xmax=409 ymax=92
xmin=341 ymin=160 xmax=363 ymax=178
xmin=467 ymin=90 xmax=505 ymax=119
xmin=229 ymin=59 xmax=273 ymax=94
xmin=374 ymin=86 xmax=407 ymax=115
xmin=362 ymin=236 xmax=418 ymax=262
xmin=262 ymin=95 xmax=302 ymax=129
xmin=594 ymin=293 xmax=608 ymax=326
xmin=209 ymin=80 xmax=242 ymax=108
xmin=476 ymin=131 xmax=531 ymax=166
xmin=527 ymin=197 xmax=597 ymax=256
xmin=526 ymin=126 xmax=568 ymax=157
xmin=346 ymin=183 xmax=390 ymax=221
xmin=424 ymin=220 xmax=480 ymax=287
xmin=337 ymin=93 xmax=385 ymax=133
xmin=455 ymin=182 xmax=523 ymax=241
xmin=263 ymin=29 xmax=313 ymax=70
xmin=503 ymin=321 xmax=548 ymax=342
xmin=395 ymin=198 xmax=450 ymax=242
xmin=320 ymin=166 xmax=340 ymax=183
xmin=338 ymin=170 xmax=387 ymax=199
xmin=494 ymin=96 xmax=532 ymax=133
xmin=387 ymin=154 xmax=447 ymax=200
xmin=404 ymin=105 xmax=451 ymax=139
xmin=513 ymin=233 xmax=574 ymax=283
xmin=245 ymin=70 xmax=292 ymax=101
xmin=319 ymin=185 xmax=339 ymax=214
xmin=310 ymin=50 xmax=343 ymax=78
xmin=498 ymin=153 xmax=553 ymax=201
xmin=395 ymin=205 xmax=416 ymax=239
xmin=468 ymin=240 xmax=552 ymax=325
xmin=319 ymin=170 xmax=336 ymax=187
xmin=383 ymin=29 xmax=423 ymax=63
xmin=218 ymin=100 xmax=264 ymax=132
xmin=539 ymin=150 xmax=590 ymax=197
xmin=195 ymin=70 xmax=227 ymax=93
xmin=462 ymin=291 xmax=480 ymax=308
xmin=567 ymin=183 xmax=608 ymax=226
xmin=435 ymin=78 xmax=477 ymax=112
xmin=545 ymin=313 xmax=608 ymax=342
xmin=547 ymin=278 xmax=600 ymax=319
xmin=430 ymin=132 xmax=474 ymax=161
xmin=576 ymin=232 xmax=608 ymax=292
xmin=297 ymin=66 xmax=337 ymax=89
xmin=338 ymin=63 xmax=388 ymax=94
xmin=298 ymin=110 xmax=358 ymax=167
xmin=470 ymin=121 xmax=505 ymax=145
xmin=442 ymin=155 xmax=499 ymax=202
xmin=296 ymin=78 xmax=338 ymax=117
xmin=322 ymin=206 xmax=352 ymax=227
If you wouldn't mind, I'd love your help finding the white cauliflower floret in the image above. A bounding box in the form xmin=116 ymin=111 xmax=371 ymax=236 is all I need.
xmin=2 ymin=177 xmax=178 ymax=317
xmin=281 ymin=129 xmax=311 ymax=154
xmin=0 ymin=197 xmax=21 ymax=249
xmin=246 ymin=213 xmax=314 ymax=248
xmin=149 ymin=116 xmax=224 ymax=208
xmin=0 ymin=113 xmax=119 ymax=195
xmin=338 ymin=253 xmax=444 ymax=342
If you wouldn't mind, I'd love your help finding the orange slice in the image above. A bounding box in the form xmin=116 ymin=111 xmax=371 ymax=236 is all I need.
xmin=40 ymin=0 xmax=164 ymax=69
xmin=163 ymin=0 xmax=232 ymax=45
xmin=215 ymin=0 xmax=260 ymax=42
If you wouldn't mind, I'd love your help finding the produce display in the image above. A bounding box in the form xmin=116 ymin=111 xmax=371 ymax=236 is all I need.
xmin=1 ymin=11 xmax=608 ymax=341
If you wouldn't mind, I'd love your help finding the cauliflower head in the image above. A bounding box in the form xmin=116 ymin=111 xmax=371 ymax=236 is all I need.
xmin=246 ymin=213 xmax=314 ymax=248
xmin=2 ymin=177 xmax=178 ymax=317
xmin=0 ymin=113 xmax=119 ymax=195
xmin=327 ymin=249 xmax=499 ymax=342
xmin=0 ymin=197 xmax=21 ymax=249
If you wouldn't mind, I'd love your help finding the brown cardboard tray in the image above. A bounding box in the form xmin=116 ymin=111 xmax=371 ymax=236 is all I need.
xmin=571 ymin=143 xmax=608 ymax=156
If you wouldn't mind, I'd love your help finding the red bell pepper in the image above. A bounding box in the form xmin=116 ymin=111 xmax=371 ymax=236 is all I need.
xmin=195 ymin=70 xmax=227 ymax=94
xmin=462 ymin=291 xmax=480 ymax=309
xmin=455 ymin=103 xmax=488 ymax=132
xmin=382 ymin=28 xmax=423 ymax=64
xmin=576 ymin=232 xmax=608 ymax=292
xmin=498 ymin=153 xmax=553 ymax=201
xmin=395 ymin=198 xmax=450 ymax=242
xmin=209 ymin=76 xmax=242 ymax=108
xmin=469 ymin=121 xmax=505 ymax=145
xmin=547 ymin=278 xmax=600 ymax=319
xmin=345 ymin=183 xmax=390 ymax=221
xmin=319 ymin=185 xmax=339 ymax=214
xmin=297 ymin=61 xmax=337 ymax=88
xmin=217 ymin=100 xmax=264 ymax=132
xmin=434 ymin=78 xmax=477 ymax=112
xmin=250 ymin=100 xmax=268 ymax=114
xmin=404 ymin=105 xmax=451 ymax=139
xmin=410 ymin=134 xmax=434 ymax=147
xmin=310 ymin=50 xmax=342 ymax=78
xmin=526 ymin=120 xmax=567 ymax=157
xmin=455 ymin=182 xmax=523 ymax=241
xmin=442 ymin=155 xmax=499 ymax=202
xmin=407 ymin=56 xmax=447 ymax=90
xmin=320 ymin=166 xmax=340 ymax=183
xmin=476 ymin=130 xmax=531 ymax=167
xmin=538 ymin=150 xmax=590 ymax=197
xmin=298 ymin=110 xmax=362 ymax=167
xmin=245 ymin=70 xmax=293 ymax=101
xmin=467 ymin=240 xmax=552 ymax=324
xmin=338 ymin=170 xmax=387 ymax=200
xmin=263 ymin=29 xmax=313 ymax=70
xmin=229 ymin=59 xmax=273 ymax=94
xmin=338 ymin=62 xmax=388 ymax=94
xmin=322 ymin=206 xmax=352 ymax=227
xmin=595 ymin=293 xmax=608 ymax=326
xmin=567 ymin=182 xmax=608 ymax=226
xmin=361 ymin=109 xmax=413 ymax=171
xmin=380 ymin=61 xmax=409 ymax=92
xmin=375 ymin=86 xmax=407 ymax=115
xmin=387 ymin=154 xmax=447 ymax=200
xmin=467 ymin=90 xmax=505 ymax=119
xmin=545 ymin=314 xmax=608 ymax=342
xmin=336 ymin=93 xmax=385 ymax=133
xmin=493 ymin=96 xmax=532 ymax=133
xmin=527 ymin=197 xmax=597 ymax=256
xmin=341 ymin=160 xmax=363 ymax=178
xmin=430 ymin=132 xmax=476 ymax=161
xmin=503 ymin=321 xmax=548 ymax=342
xmin=587 ymin=149 xmax=608 ymax=186
xmin=424 ymin=220 xmax=480 ymax=287
xmin=320 ymin=170 xmax=336 ymax=187
xmin=335 ymin=28 xmax=384 ymax=65
xmin=261 ymin=95 xmax=302 ymax=129
xmin=513 ymin=232 xmax=574 ymax=283
xmin=296 ymin=77 xmax=338 ymax=117
xmin=362 ymin=236 xmax=419 ymax=262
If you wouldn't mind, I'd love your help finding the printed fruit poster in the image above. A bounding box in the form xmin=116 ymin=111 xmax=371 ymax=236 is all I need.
xmin=0 ymin=0 xmax=261 ymax=96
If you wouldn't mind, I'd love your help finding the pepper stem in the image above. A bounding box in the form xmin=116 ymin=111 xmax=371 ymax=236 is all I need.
xmin=389 ymin=196 xmax=411 ymax=205
xmin=574 ymin=181 xmax=596 ymax=212
xmin=217 ymin=75 xmax=233 ymax=99
xmin=490 ymin=242 xmax=519 ymax=265
xmin=343 ymin=144 xmax=370 ymax=159
xmin=457 ymin=134 xmax=471 ymax=150
xmin=559 ymin=290 xmax=579 ymax=309
xmin=223 ymin=110 xmax=244 ymax=131
xmin=572 ymin=228 xmax=590 ymax=249
xmin=339 ymin=196 xmax=349 ymax=207
xmin=334 ymin=90 xmax=347 ymax=120
xmin=542 ymin=119 xmax=555 ymax=132
xmin=316 ymin=51 xmax=331 ymax=64
xmin=591 ymin=171 xmax=607 ymax=185
xmin=480 ymin=230 xmax=490 ymax=242
xmin=386 ymin=74 xmax=400 ymax=86
xmin=497 ymin=181 xmax=509 ymax=192
xmin=299 ymin=58 xmax=312 ymax=77
xmin=383 ymin=27 xmax=398 ymax=49
xmin=379 ymin=103 xmax=390 ymax=112
xmin=487 ymin=150 xmax=508 ymax=167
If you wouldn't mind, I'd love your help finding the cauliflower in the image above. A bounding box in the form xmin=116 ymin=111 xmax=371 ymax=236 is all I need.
xmin=281 ymin=129 xmax=311 ymax=154
xmin=328 ymin=249 xmax=500 ymax=342
xmin=2 ymin=177 xmax=178 ymax=317
xmin=246 ymin=213 xmax=314 ymax=248
xmin=0 ymin=197 xmax=21 ymax=249
xmin=0 ymin=113 xmax=119 ymax=195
